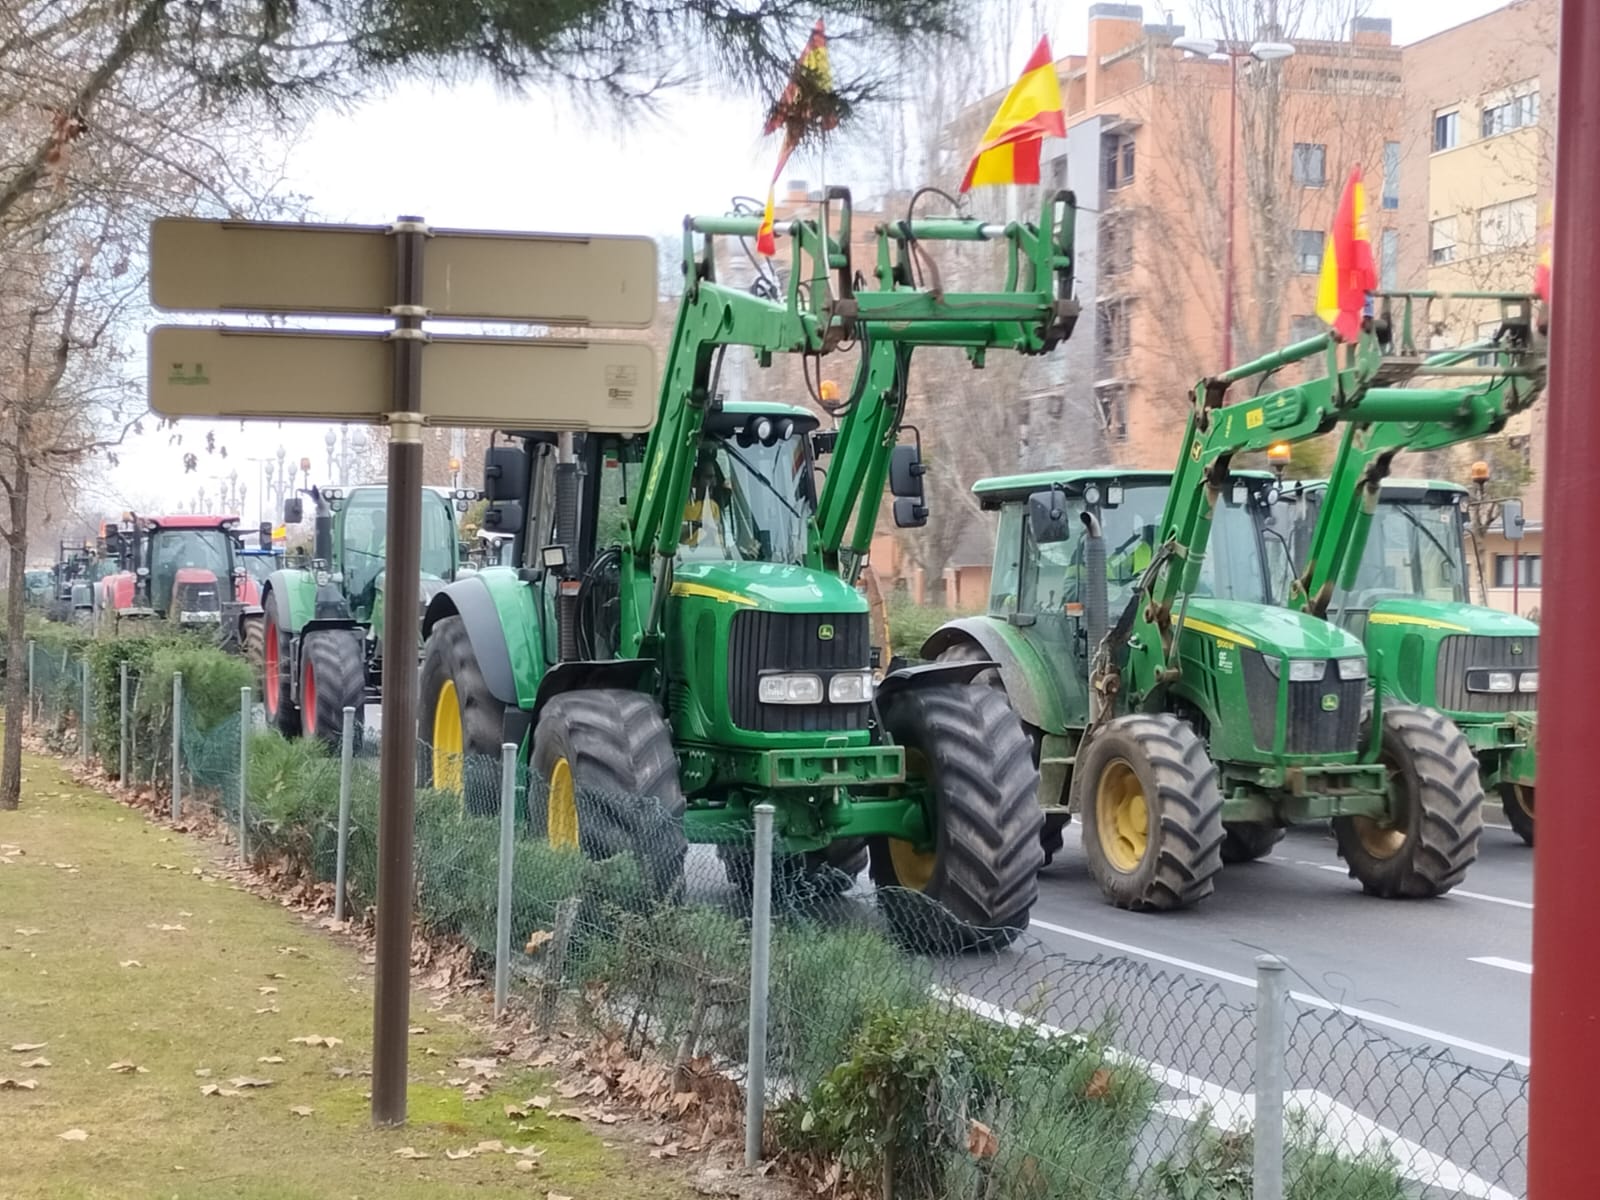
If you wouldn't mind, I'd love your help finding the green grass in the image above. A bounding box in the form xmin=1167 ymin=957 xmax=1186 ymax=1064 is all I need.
xmin=0 ymin=748 xmax=694 ymax=1200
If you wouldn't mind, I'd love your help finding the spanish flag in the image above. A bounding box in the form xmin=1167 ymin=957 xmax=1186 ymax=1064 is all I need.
xmin=1315 ymin=165 xmax=1378 ymax=342
xmin=756 ymin=20 xmax=836 ymax=257
xmin=959 ymin=37 xmax=1066 ymax=192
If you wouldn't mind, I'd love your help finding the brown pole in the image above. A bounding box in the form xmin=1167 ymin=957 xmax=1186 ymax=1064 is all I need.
xmin=371 ymin=215 xmax=428 ymax=1126
xmin=1529 ymin=3 xmax=1600 ymax=1194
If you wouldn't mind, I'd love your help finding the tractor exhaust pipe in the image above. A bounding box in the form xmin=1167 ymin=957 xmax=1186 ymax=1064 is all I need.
xmin=1082 ymin=510 xmax=1108 ymax=666
xmin=553 ymin=437 xmax=580 ymax=662
xmin=312 ymin=490 xmax=334 ymax=566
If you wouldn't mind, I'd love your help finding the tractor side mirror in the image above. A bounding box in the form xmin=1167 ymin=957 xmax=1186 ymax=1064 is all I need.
xmin=258 ymin=521 xmax=273 ymax=548
xmin=1500 ymin=499 xmax=1525 ymax=542
xmin=482 ymin=500 xmax=526 ymax=536
xmin=484 ymin=447 xmax=529 ymax=503
xmin=1027 ymin=489 xmax=1072 ymax=544
xmin=889 ymin=443 xmax=925 ymax=499
xmin=282 ymin=497 xmax=304 ymax=525
xmin=892 ymin=497 xmax=928 ymax=529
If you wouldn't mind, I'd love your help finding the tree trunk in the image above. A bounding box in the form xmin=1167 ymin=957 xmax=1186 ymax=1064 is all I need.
xmin=2 ymin=450 xmax=31 ymax=810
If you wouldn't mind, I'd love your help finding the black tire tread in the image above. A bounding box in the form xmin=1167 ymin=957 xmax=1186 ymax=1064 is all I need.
xmin=1499 ymin=782 xmax=1534 ymax=847
xmin=1221 ymin=822 xmax=1285 ymax=864
xmin=301 ymin=629 xmax=366 ymax=749
xmin=1335 ymin=704 xmax=1484 ymax=898
xmin=870 ymin=683 xmax=1043 ymax=952
xmin=1078 ymin=713 xmax=1225 ymax=912
xmin=262 ymin=592 xmax=298 ymax=736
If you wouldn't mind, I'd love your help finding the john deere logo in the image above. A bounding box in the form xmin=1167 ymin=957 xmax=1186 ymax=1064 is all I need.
xmin=1321 ymin=693 xmax=1341 ymax=712
xmin=817 ymin=624 xmax=835 ymax=641
xmin=1511 ymin=641 xmax=1524 ymax=656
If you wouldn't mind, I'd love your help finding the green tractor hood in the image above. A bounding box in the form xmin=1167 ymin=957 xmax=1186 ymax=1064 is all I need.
xmin=1365 ymin=597 xmax=1538 ymax=637
xmin=1178 ymin=596 xmax=1368 ymax=660
xmin=670 ymin=561 xmax=868 ymax=616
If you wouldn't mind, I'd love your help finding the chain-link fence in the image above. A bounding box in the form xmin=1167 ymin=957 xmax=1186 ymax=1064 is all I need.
xmin=20 ymin=640 xmax=1530 ymax=1200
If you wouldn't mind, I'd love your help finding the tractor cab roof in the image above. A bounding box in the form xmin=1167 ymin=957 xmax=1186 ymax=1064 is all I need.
xmin=494 ymin=401 xmax=821 ymax=447
xmin=144 ymin=514 xmax=241 ymax=531
xmin=972 ymin=468 xmax=1274 ymax=510
xmin=1280 ymin=478 xmax=1467 ymax=504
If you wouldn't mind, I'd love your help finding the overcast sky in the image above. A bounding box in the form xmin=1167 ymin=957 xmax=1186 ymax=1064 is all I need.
xmin=97 ymin=0 xmax=1519 ymax=531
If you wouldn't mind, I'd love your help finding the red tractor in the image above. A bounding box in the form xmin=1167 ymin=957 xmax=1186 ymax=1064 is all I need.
xmin=97 ymin=514 xmax=263 ymax=646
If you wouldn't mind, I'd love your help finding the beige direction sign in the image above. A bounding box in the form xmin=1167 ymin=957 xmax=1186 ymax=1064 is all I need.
xmin=149 ymin=218 xmax=658 ymax=327
xmin=149 ymin=326 xmax=656 ymax=432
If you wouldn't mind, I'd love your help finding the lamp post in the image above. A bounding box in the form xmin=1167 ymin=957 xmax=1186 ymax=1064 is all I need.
xmin=275 ymin=445 xmax=287 ymax=512
xmin=325 ymin=428 xmax=337 ymax=481
xmin=1174 ymin=35 xmax=1297 ymax=369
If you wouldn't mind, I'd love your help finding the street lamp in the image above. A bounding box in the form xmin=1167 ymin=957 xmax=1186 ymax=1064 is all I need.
xmin=1174 ymin=35 xmax=1297 ymax=368
xmin=325 ymin=428 xmax=337 ymax=480
xmin=275 ymin=445 xmax=287 ymax=512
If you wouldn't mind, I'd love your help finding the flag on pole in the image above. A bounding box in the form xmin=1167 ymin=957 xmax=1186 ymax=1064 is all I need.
xmin=959 ymin=36 xmax=1066 ymax=192
xmin=756 ymin=20 xmax=836 ymax=257
xmin=1315 ymin=165 xmax=1378 ymax=342
xmin=1533 ymin=203 xmax=1552 ymax=304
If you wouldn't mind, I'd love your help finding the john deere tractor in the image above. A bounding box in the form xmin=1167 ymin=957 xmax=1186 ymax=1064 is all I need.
xmin=417 ymin=186 xmax=1079 ymax=950
xmin=249 ymin=483 xmax=474 ymax=742
xmin=929 ymin=292 xmax=1543 ymax=911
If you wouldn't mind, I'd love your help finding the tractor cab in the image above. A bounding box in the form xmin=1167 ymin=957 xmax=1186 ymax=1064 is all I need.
xmin=144 ymin=518 xmax=236 ymax=624
xmin=320 ymin=484 xmax=462 ymax=630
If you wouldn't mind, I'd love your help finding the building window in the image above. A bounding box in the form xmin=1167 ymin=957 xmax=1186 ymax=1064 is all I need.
xmin=1493 ymin=554 xmax=1541 ymax=588
xmin=1292 ymin=143 xmax=1327 ymax=188
xmin=1481 ymin=84 xmax=1540 ymax=138
xmin=1382 ymin=141 xmax=1400 ymax=209
xmin=1097 ymin=298 xmax=1132 ymax=362
xmin=1048 ymin=153 xmax=1069 ymax=193
xmin=1101 ymin=216 xmax=1133 ymax=276
xmin=1293 ymin=229 xmax=1324 ymax=274
xmin=1103 ymin=134 xmax=1135 ymax=191
xmin=1430 ymin=216 xmax=1457 ymax=265
xmin=1478 ymin=195 xmax=1536 ymax=253
xmin=1433 ymin=110 xmax=1459 ymax=151
xmin=1379 ymin=228 xmax=1398 ymax=290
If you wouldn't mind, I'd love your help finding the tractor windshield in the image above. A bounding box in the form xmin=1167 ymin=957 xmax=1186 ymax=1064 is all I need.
xmin=147 ymin=528 xmax=233 ymax=613
xmin=676 ymin=430 xmax=815 ymax=566
xmin=1336 ymin=496 xmax=1469 ymax=610
xmin=240 ymin=554 xmax=278 ymax=586
xmin=340 ymin=491 xmax=456 ymax=599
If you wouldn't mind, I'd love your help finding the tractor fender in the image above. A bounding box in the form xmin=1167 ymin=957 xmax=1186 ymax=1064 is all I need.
xmin=530 ymin=659 xmax=656 ymax=724
xmin=422 ymin=573 xmax=535 ymax=709
xmin=262 ymin=570 xmax=319 ymax=634
xmin=874 ymin=660 xmax=1000 ymax=706
xmin=920 ymin=617 xmax=1071 ymax=736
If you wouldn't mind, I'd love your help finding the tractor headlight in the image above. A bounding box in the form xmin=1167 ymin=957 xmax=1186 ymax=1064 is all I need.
xmin=827 ymin=671 xmax=874 ymax=704
xmin=758 ymin=673 xmax=823 ymax=704
xmin=1468 ymin=670 xmax=1517 ymax=693
xmin=315 ymin=569 xmax=331 ymax=586
xmin=1336 ymin=657 xmax=1368 ymax=681
xmin=1518 ymin=671 xmax=1538 ymax=693
xmin=1268 ymin=657 xmax=1327 ymax=682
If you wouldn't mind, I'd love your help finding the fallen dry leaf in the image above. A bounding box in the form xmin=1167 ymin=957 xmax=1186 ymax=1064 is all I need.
xmin=531 ymin=1051 xmax=559 ymax=1069
xmin=650 ymin=1142 xmax=681 ymax=1160
xmin=106 ymin=1061 xmax=147 ymax=1074
xmin=517 ymin=1160 xmax=538 ymax=1173
xmin=463 ymin=1081 xmax=488 ymax=1101
xmin=445 ymin=1148 xmax=475 ymax=1161
xmin=530 ymin=1094 xmax=552 ymax=1110
xmin=524 ymin=929 xmax=555 ymax=954
xmin=21 ymin=1057 xmax=50 ymax=1069
xmin=547 ymin=1192 xmax=574 ymax=1200
xmin=254 ymin=1006 xmax=280 ymax=1015
xmin=330 ymin=1067 xmax=354 ymax=1079
xmin=1084 ymin=1067 xmax=1114 ymax=1100
xmin=119 ymin=960 xmax=143 ymax=969
xmin=226 ymin=1076 xmax=273 ymax=1089
xmin=290 ymin=1035 xmax=342 ymax=1048
xmin=553 ymin=1108 xmax=583 ymax=1121
xmin=258 ymin=1056 xmax=285 ymax=1064
xmin=258 ymin=986 xmax=278 ymax=996
xmin=0 ymin=1078 xmax=39 ymax=1090
xmin=13 ymin=927 xmax=40 ymax=936
xmin=289 ymin=1104 xmax=313 ymax=1117
xmin=58 ymin=1129 xmax=89 ymax=1141
xmin=393 ymin=1147 xmax=430 ymax=1160
xmin=967 ymin=1119 xmax=998 ymax=1159
xmin=475 ymin=1140 xmax=504 ymax=1153
xmin=505 ymin=1102 xmax=529 ymax=1120
xmin=409 ymin=1026 xmax=428 ymax=1035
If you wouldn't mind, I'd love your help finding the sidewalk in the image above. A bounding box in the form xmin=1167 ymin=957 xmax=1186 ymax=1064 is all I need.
xmin=0 ymin=746 xmax=699 ymax=1199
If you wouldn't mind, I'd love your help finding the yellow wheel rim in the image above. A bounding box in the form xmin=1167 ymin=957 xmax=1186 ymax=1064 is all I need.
xmin=1356 ymin=761 xmax=1409 ymax=860
xmin=431 ymin=678 xmax=464 ymax=795
xmin=548 ymin=757 xmax=579 ymax=850
xmin=1095 ymin=758 xmax=1150 ymax=874
xmin=887 ymin=747 xmax=937 ymax=892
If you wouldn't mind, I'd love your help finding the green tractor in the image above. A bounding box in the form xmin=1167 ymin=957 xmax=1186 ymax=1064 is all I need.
xmin=929 ymin=293 xmax=1543 ymax=911
xmin=417 ymin=186 xmax=1080 ymax=950
xmin=249 ymin=483 xmax=475 ymax=742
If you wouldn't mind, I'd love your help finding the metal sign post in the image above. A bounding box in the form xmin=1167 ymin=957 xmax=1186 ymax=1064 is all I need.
xmin=145 ymin=212 xmax=658 ymax=1129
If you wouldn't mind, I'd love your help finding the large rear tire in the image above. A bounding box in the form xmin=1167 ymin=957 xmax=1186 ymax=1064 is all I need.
xmin=530 ymin=689 xmax=687 ymax=901
xmin=1500 ymin=782 xmax=1534 ymax=847
xmin=1334 ymin=704 xmax=1483 ymax=898
xmin=1077 ymin=713 xmax=1224 ymax=911
xmin=261 ymin=593 xmax=298 ymax=737
xmin=869 ymin=684 xmax=1043 ymax=953
xmin=1220 ymin=822 xmax=1284 ymax=864
xmin=299 ymin=629 xmax=366 ymax=750
xmin=242 ymin=615 xmax=265 ymax=678
xmin=419 ymin=615 xmax=506 ymax=815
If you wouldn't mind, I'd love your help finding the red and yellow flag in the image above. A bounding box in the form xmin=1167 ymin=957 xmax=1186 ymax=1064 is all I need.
xmin=756 ymin=20 xmax=836 ymax=257
xmin=959 ymin=37 xmax=1066 ymax=192
xmin=1533 ymin=203 xmax=1552 ymax=304
xmin=1315 ymin=165 xmax=1378 ymax=342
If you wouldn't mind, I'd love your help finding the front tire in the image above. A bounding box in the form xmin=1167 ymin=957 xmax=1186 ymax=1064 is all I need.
xmin=261 ymin=593 xmax=298 ymax=736
xmin=530 ymin=689 xmax=687 ymax=901
xmin=242 ymin=615 xmax=265 ymax=678
xmin=869 ymin=684 xmax=1043 ymax=953
xmin=1334 ymin=705 xmax=1483 ymax=898
xmin=419 ymin=615 xmax=506 ymax=814
xmin=299 ymin=629 xmax=366 ymax=750
xmin=1077 ymin=713 xmax=1224 ymax=911
xmin=1500 ymin=782 xmax=1534 ymax=847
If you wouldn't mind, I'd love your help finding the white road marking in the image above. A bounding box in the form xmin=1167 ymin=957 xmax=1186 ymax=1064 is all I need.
xmin=1030 ymin=918 xmax=1530 ymax=1067
xmin=1470 ymin=956 xmax=1533 ymax=975
xmin=1291 ymin=861 xmax=1534 ymax=910
xmin=946 ymin=989 xmax=1519 ymax=1200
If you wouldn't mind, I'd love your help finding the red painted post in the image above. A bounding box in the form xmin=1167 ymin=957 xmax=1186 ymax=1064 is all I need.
xmin=1529 ymin=3 xmax=1600 ymax=1196
xmin=1222 ymin=54 xmax=1238 ymax=369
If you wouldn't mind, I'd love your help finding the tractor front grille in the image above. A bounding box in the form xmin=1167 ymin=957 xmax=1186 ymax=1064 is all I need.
xmin=1241 ymin=650 xmax=1363 ymax=755
xmin=727 ymin=610 xmax=871 ymax=733
xmin=1435 ymin=634 xmax=1539 ymax=713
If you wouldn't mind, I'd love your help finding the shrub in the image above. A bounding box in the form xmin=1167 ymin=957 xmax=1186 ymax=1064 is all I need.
xmin=885 ymin=594 xmax=963 ymax=660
